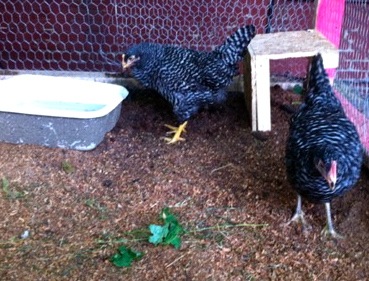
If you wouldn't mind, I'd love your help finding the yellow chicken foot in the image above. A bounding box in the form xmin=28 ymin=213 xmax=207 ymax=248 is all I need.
xmin=163 ymin=121 xmax=188 ymax=144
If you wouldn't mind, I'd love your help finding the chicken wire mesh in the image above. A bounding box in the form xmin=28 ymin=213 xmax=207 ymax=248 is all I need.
xmin=333 ymin=0 xmax=369 ymax=161
xmin=336 ymin=1 xmax=369 ymax=104
xmin=0 ymin=1 xmax=368 ymax=147
xmin=0 ymin=0 xmax=316 ymax=74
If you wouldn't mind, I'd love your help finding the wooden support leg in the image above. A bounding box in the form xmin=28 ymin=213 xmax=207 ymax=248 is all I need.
xmin=244 ymin=53 xmax=272 ymax=132
xmin=254 ymin=56 xmax=271 ymax=131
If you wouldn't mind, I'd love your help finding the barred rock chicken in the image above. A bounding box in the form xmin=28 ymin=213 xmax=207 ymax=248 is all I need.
xmin=285 ymin=53 xmax=363 ymax=238
xmin=122 ymin=25 xmax=256 ymax=143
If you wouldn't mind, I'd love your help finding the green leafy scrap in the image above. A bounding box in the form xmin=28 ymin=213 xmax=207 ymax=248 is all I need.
xmin=148 ymin=208 xmax=184 ymax=249
xmin=107 ymin=207 xmax=267 ymax=269
xmin=61 ymin=161 xmax=75 ymax=174
xmin=110 ymin=246 xmax=144 ymax=268
xmin=148 ymin=224 xmax=168 ymax=245
xmin=2 ymin=177 xmax=10 ymax=194
xmin=1 ymin=178 xmax=25 ymax=199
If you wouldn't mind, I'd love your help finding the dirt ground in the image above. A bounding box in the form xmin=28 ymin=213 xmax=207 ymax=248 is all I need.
xmin=0 ymin=85 xmax=369 ymax=281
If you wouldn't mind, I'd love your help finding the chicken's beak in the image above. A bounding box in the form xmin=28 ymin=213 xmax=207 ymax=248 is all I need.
xmin=316 ymin=159 xmax=337 ymax=190
xmin=122 ymin=54 xmax=140 ymax=70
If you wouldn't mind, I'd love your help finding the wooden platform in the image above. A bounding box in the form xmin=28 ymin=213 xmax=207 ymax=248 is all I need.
xmin=244 ymin=30 xmax=340 ymax=131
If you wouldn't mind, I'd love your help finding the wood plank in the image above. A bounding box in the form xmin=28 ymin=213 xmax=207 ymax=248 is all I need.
xmin=248 ymin=30 xmax=339 ymax=68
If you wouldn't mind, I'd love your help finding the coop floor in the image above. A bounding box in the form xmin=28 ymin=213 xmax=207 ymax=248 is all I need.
xmin=1 ymin=86 xmax=369 ymax=280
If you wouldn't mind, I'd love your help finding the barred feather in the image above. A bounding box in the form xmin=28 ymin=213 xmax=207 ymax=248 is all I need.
xmin=123 ymin=25 xmax=256 ymax=123
xmin=285 ymin=53 xmax=363 ymax=203
xmin=307 ymin=53 xmax=331 ymax=90
xmin=215 ymin=25 xmax=256 ymax=63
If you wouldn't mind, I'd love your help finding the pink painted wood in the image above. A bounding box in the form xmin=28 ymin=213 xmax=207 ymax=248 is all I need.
xmin=314 ymin=0 xmax=345 ymax=79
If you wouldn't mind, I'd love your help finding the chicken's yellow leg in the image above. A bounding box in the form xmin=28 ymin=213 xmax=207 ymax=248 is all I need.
xmin=163 ymin=121 xmax=188 ymax=144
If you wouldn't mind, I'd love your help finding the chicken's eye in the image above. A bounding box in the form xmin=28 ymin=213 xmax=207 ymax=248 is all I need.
xmin=128 ymin=55 xmax=136 ymax=62
xmin=317 ymin=160 xmax=325 ymax=171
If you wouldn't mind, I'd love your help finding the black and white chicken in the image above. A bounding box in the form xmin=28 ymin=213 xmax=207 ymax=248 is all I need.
xmin=285 ymin=53 xmax=363 ymax=238
xmin=122 ymin=25 xmax=256 ymax=143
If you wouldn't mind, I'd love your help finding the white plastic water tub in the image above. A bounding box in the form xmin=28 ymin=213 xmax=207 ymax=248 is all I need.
xmin=0 ymin=75 xmax=129 ymax=150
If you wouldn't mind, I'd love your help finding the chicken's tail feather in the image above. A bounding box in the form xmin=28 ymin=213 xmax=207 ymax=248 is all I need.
xmin=226 ymin=25 xmax=256 ymax=51
xmin=305 ymin=53 xmax=342 ymax=109
xmin=217 ymin=25 xmax=256 ymax=62
xmin=308 ymin=53 xmax=330 ymax=91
